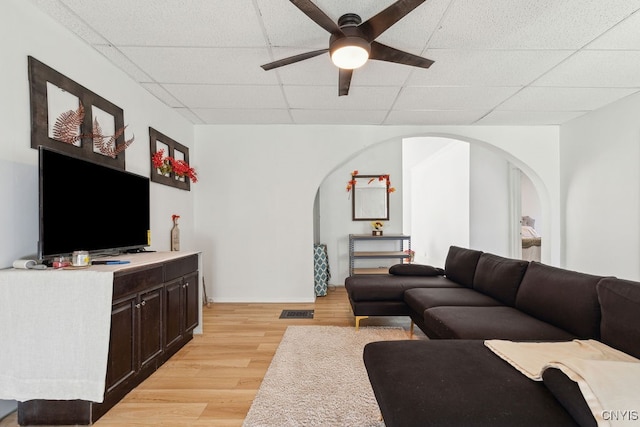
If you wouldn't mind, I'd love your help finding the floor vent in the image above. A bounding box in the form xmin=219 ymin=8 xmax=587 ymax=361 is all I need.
xmin=279 ymin=309 xmax=314 ymax=319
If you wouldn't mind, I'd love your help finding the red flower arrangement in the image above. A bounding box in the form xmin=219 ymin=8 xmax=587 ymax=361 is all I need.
xmin=152 ymin=149 xmax=198 ymax=183
xmin=346 ymin=170 xmax=396 ymax=193
xmin=346 ymin=170 xmax=359 ymax=192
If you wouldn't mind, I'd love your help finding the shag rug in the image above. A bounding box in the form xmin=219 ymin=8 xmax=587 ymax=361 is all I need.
xmin=243 ymin=325 xmax=412 ymax=427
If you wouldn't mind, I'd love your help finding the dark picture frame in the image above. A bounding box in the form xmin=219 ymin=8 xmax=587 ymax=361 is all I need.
xmin=352 ymin=174 xmax=390 ymax=221
xmin=149 ymin=127 xmax=191 ymax=191
xmin=28 ymin=56 xmax=126 ymax=169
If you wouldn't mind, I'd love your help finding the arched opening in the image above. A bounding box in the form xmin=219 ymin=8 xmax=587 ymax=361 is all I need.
xmin=314 ymin=133 xmax=550 ymax=288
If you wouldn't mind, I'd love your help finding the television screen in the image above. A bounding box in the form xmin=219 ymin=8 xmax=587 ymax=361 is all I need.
xmin=38 ymin=147 xmax=150 ymax=260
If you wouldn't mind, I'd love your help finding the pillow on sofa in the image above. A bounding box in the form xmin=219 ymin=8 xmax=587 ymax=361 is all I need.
xmin=542 ymin=368 xmax=597 ymax=427
xmin=444 ymin=246 xmax=483 ymax=288
xmin=597 ymin=277 xmax=640 ymax=359
xmin=473 ymin=253 xmax=529 ymax=306
xmin=389 ymin=264 xmax=445 ymax=276
xmin=515 ymin=262 xmax=602 ymax=339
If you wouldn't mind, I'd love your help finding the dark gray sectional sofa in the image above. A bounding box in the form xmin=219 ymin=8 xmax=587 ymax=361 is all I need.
xmin=344 ymin=246 xmax=640 ymax=426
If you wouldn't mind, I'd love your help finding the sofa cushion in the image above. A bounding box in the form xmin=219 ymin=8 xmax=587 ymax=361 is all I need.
xmin=404 ymin=288 xmax=503 ymax=315
xmin=515 ymin=262 xmax=602 ymax=339
xmin=597 ymin=277 xmax=640 ymax=359
xmin=444 ymin=246 xmax=483 ymax=288
xmin=542 ymin=368 xmax=596 ymax=427
xmin=363 ymin=340 xmax=579 ymax=427
xmin=345 ymin=274 xmax=462 ymax=302
xmin=422 ymin=306 xmax=576 ymax=340
xmin=389 ymin=263 xmax=444 ymax=276
xmin=473 ymin=253 xmax=529 ymax=306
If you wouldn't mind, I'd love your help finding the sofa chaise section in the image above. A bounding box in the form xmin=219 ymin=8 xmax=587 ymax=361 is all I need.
xmin=363 ymin=275 xmax=640 ymax=427
xmin=344 ymin=245 xmax=482 ymax=329
xmin=363 ymin=340 xmax=579 ymax=427
xmin=345 ymin=274 xmax=462 ymax=329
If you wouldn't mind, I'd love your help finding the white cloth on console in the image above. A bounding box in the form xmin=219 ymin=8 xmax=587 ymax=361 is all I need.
xmin=485 ymin=339 xmax=640 ymax=427
xmin=0 ymin=268 xmax=113 ymax=403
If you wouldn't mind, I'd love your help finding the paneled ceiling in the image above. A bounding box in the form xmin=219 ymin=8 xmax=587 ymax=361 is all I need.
xmin=29 ymin=0 xmax=640 ymax=126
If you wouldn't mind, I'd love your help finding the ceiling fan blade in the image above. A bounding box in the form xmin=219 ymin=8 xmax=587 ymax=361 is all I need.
xmin=369 ymin=41 xmax=434 ymax=69
xmin=261 ymin=49 xmax=329 ymax=71
xmin=290 ymin=0 xmax=341 ymax=34
xmin=338 ymin=68 xmax=353 ymax=96
xmin=359 ymin=0 xmax=427 ymax=41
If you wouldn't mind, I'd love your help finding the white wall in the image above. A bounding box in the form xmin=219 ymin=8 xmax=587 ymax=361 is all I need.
xmin=194 ymin=125 xmax=561 ymax=302
xmin=402 ymin=137 xmax=514 ymax=267
xmin=404 ymin=139 xmax=469 ymax=267
xmin=319 ymin=141 xmax=403 ymax=285
xmin=3 ymin=1 xmax=567 ymax=306
xmin=0 ymin=0 xmax=196 ymax=272
xmin=560 ymin=91 xmax=640 ymax=280
xmin=469 ymin=144 xmax=511 ymax=256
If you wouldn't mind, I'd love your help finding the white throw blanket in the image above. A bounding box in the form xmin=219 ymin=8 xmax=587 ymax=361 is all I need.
xmin=485 ymin=339 xmax=640 ymax=427
xmin=0 ymin=269 xmax=113 ymax=402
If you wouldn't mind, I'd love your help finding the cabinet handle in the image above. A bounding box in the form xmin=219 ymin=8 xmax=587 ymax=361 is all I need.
xmin=141 ymin=300 xmax=146 ymax=306
xmin=135 ymin=303 xmax=141 ymax=309
xmin=185 ymin=282 xmax=189 ymax=287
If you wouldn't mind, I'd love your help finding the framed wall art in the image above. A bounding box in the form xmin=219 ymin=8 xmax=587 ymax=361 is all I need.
xmin=149 ymin=127 xmax=195 ymax=191
xmin=28 ymin=56 xmax=132 ymax=169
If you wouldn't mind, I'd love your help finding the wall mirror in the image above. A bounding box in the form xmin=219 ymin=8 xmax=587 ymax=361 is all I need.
xmin=352 ymin=175 xmax=389 ymax=221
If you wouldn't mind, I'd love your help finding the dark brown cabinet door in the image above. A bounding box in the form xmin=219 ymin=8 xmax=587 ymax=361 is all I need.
xmin=183 ymin=272 xmax=199 ymax=333
xmin=164 ymin=278 xmax=183 ymax=350
xmin=16 ymin=255 xmax=199 ymax=427
xmin=106 ymin=294 xmax=137 ymax=394
xmin=139 ymin=285 xmax=164 ymax=369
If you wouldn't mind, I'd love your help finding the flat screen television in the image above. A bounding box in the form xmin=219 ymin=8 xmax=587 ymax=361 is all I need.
xmin=38 ymin=146 xmax=150 ymax=260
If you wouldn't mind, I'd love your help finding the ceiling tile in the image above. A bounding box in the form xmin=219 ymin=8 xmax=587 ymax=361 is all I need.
xmin=26 ymin=0 xmax=640 ymax=126
xmin=407 ymin=49 xmax=572 ymax=86
xmin=395 ymin=86 xmax=519 ymax=110
xmin=498 ymin=87 xmax=639 ymax=111
xmin=29 ymin=0 xmax=108 ymax=44
xmin=587 ymin=9 xmax=640 ymax=49
xmin=256 ymin=0 xmax=329 ymax=49
xmin=140 ymin=83 xmax=184 ymax=108
xmin=193 ymin=108 xmax=293 ymax=124
xmin=476 ymin=110 xmax=586 ymax=125
xmin=174 ymin=108 xmax=205 ymax=124
xmin=430 ymin=0 xmax=640 ymax=49
xmin=291 ymin=109 xmax=388 ymax=125
xmin=59 ymin=0 xmax=266 ymax=46
xmin=533 ymin=51 xmax=640 ymax=87
xmin=94 ymin=45 xmax=153 ymax=82
xmin=119 ymin=47 xmax=278 ymax=85
xmin=283 ymin=86 xmax=401 ymax=109
xmin=164 ymin=84 xmax=289 ymax=109
xmin=385 ymin=109 xmax=488 ymax=125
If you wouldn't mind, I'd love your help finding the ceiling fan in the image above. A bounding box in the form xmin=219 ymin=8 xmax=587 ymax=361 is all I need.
xmin=260 ymin=0 xmax=434 ymax=96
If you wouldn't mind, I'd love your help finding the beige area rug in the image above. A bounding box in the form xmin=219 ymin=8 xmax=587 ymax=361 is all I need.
xmin=243 ymin=325 xmax=412 ymax=427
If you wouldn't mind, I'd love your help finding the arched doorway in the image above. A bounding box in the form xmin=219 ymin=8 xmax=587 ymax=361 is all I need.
xmin=316 ymin=133 xmax=550 ymax=286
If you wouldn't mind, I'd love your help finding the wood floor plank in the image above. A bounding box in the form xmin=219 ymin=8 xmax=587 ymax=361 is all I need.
xmin=0 ymin=287 xmax=422 ymax=426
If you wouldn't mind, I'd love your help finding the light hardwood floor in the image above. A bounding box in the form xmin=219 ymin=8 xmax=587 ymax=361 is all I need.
xmin=1 ymin=286 xmax=422 ymax=426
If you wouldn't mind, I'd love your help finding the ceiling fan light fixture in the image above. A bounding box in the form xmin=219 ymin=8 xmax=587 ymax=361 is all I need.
xmin=330 ymin=36 xmax=370 ymax=70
